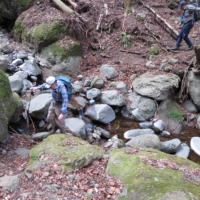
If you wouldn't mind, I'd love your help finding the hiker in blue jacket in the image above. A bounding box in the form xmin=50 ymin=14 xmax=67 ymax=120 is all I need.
xmin=31 ymin=76 xmax=68 ymax=134
xmin=171 ymin=1 xmax=200 ymax=51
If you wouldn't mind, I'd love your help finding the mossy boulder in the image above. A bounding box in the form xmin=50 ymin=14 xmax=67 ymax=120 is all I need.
xmin=37 ymin=39 xmax=81 ymax=78
xmin=106 ymin=147 xmax=200 ymax=200
xmin=14 ymin=7 xmax=68 ymax=52
xmin=28 ymin=134 xmax=104 ymax=172
xmin=0 ymin=0 xmax=34 ymax=20
xmin=166 ymin=0 xmax=178 ymax=10
xmin=149 ymin=45 xmax=159 ymax=55
xmin=0 ymin=70 xmax=16 ymax=141
xmin=136 ymin=13 xmax=146 ymax=21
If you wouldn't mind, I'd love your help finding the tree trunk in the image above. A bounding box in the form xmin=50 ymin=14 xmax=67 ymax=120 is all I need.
xmin=52 ymin=0 xmax=74 ymax=15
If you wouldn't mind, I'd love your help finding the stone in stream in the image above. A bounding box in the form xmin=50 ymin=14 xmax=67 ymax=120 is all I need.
xmin=139 ymin=122 xmax=153 ymax=129
xmin=124 ymin=129 xmax=155 ymax=139
xmin=160 ymin=139 xmax=181 ymax=153
xmin=190 ymin=137 xmax=200 ymax=156
xmin=154 ymin=120 xmax=165 ymax=132
xmin=175 ymin=143 xmax=190 ymax=159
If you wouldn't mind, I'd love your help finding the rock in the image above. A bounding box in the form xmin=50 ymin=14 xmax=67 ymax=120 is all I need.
xmin=154 ymin=120 xmax=164 ymax=132
xmin=182 ymin=100 xmax=198 ymax=113
xmin=101 ymin=90 xmax=126 ymax=107
xmin=124 ymin=129 xmax=155 ymax=139
xmin=84 ymin=79 xmax=90 ymax=87
xmin=19 ymin=57 xmax=41 ymax=76
xmin=197 ymin=116 xmax=200 ymax=129
xmin=139 ymin=122 xmax=153 ymax=129
xmin=160 ymin=63 xmax=173 ymax=72
xmin=32 ymin=132 xmax=51 ymax=141
xmin=149 ymin=55 xmax=157 ymax=61
xmin=99 ymin=64 xmax=118 ymax=79
xmin=132 ymin=73 xmax=180 ymax=101
xmin=28 ymin=134 xmax=104 ymax=172
xmin=38 ymin=120 xmax=45 ymax=128
xmin=91 ymin=77 xmax=104 ymax=89
xmin=95 ymin=127 xmax=110 ymax=139
xmin=0 ymin=175 xmax=21 ymax=192
xmin=0 ymin=44 xmax=13 ymax=54
xmin=21 ymin=79 xmax=33 ymax=95
xmin=87 ymin=88 xmax=101 ymax=99
xmin=115 ymin=82 xmax=127 ymax=94
xmin=72 ymin=82 xmax=83 ymax=94
xmin=14 ymin=148 xmax=30 ymax=159
xmin=12 ymin=59 xmax=23 ymax=66
xmin=68 ymin=96 xmax=87 ymax=112
xmin=65 ymin=118 xmax=86 ymax=138
xmin=13 ymin=71 xmax=29 ymax=80
xmin=130 ymin=74 xmax=137 ymax=80
xmin=106 ymin=148 xmax=200 ymax=199
xmin=115 ymin=60 xmax=124 ymax=67
xmin=84 ymin=104 xmax=116 ymax=124
xmin=190 ymin=137 xmax=200 ymax=156
xmin=104 ymin=141 xmax=113 ymax=148
xmin=166 ymin=0 xmax=178 ymax=9
xmin=157 ymin=99 xmax=183 ymax=134
xmin=175 ymin=143 xmax=190 ymax=159
xmin=9 ymin=75 xmax=23 ymax=93
xmin=136 ymin=13 xmax=146 ymax=21
xmin=122 ymin=93 xmax=156 ymax=120
xmin=125 ymin=134 xmax=161 ymax=149
xmin=17 ymin=53 xmax=27 ymax=59
xmin=27 ymin=93 xmax=52 ymax=120
xmin=146 ymin=61 xmax=155 ymax=69
xmin=160 ymin=139 xmax=181 ymax=153
xmin=25 ymin=173 xmax=34 ymax=181
xmin=168 ymin=58 xmax=178 ymax=65
xmin=161 ymin=131 xmax=170 ymax=137
xmin=0 ymin=56 xmax=8 ymax=71
xmin=148 ymin=45 xmax=159 ymax=55
xmin=30 ymin=76 xmax=37 ymax=82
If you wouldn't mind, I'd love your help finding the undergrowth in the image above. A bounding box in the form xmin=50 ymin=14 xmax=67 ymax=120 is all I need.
xmin=168 ymin=109 xmax=185 ymax=123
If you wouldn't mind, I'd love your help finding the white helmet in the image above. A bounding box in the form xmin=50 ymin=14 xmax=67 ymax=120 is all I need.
xmin=45 ymin=76 xmax=56 ymax=88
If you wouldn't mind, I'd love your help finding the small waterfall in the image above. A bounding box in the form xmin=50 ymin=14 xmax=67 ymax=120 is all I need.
xmin=78 ymin=107 xmax=83 ymax=119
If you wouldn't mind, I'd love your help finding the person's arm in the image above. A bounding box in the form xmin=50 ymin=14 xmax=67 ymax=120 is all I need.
xmin=30 ymin=84 xmax=46 ymax=91
xmin=58 ymin=86 xmax=68 ymax=121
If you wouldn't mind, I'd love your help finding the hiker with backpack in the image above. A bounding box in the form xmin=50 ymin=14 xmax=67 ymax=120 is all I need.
xmin=30 ymin=76 xmax=72 ymax=134
xmin=171 ymin=1 xmax=200 ymax=51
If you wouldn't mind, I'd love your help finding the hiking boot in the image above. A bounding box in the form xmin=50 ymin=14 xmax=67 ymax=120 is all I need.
xmin=50 ymin=126 xmax=59 ymax=134
xmin=171 ymin=46 xmax=179 ymax=50
xmin=185 ymin=45 xmax=193 ymax=51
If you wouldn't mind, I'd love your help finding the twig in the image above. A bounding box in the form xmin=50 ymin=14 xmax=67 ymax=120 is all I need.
xmin=96 ymin=14 xmax=104 ymax=31
xmin=29 ymin=114 xmax=36 ymax=133
xmin=9 ymin=126 xmax=20 ymax=134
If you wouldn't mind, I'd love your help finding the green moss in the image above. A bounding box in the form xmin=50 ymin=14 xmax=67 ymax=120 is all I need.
xmin=0 ymin=69 xmax=12 ymax=99
xmin=13 ymin=17 xmax=27 ymax=42
xmin=106 ymin=148 xmax=200 ymax=200
xmin=149 ymin=46 xmax=159 ymax=55
xmin=18 ymin=0 xmax=34 ymax=7
xmin=48 ymin=41 xmax=81 ymax=62
xmin=136 ymin=13 xmax=146 ymax=21
xmin=168 ymin=109 xmax=185 ymax=123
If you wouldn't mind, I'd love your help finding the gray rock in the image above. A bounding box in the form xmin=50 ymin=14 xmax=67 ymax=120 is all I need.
xmin=139 ymin=122 xmax=153 ymax=129
xmin=65 ymin=118 xmax=86 ymax=138
xmin=99 ymin=64 xmax=118 ymax=79
xmin=190 ymin=137 xmax=200 ymax=156
xmin=182 ymin=100 xmax=198 ymax=113
xmin=26 ymin=161 xmax=43 ymax=171
xmin=84 ymin=104 xmax=116 ymax=124
xmin=0 ymin=56 xmax=8 ymax=71
xmin=168 ymin=58 xmax=178 ymax=65
xmin=104 ymin=141 xmax=113 ymax=148
xmin=175 ymin=143 xmax=190 ymax=159
xmin=13 ymin=71 xmax=29 ymax=80
xmin=9 ymin=75 xmax=23 ymax=93
xmin=21 ymin=79 xmax=33 ymax=94
xmin=17 ymin=53 xmax=27 ymax=59
xmin=115 ymin=82 xmax=127 ymax=94
xmin=32 ymin=132 xmax=51 ymax=141
xmin=38 ymin=120 xmax=45 ymax=128
xmin=154 ymin=120 xmax=165 ymax=132
xmin=101 ymin=90 xmax=126 ymax=107
xmin=136 ymin=13 xmax=146 ymax=21
xmin=160 ymin=139 xmax=181 ymax=153
xmin=197 ymin=116 xmax=200 ymax=129
xmin=14 ymin=148 xmax=30 ymax=159
xmin=68 ymin=96 xmax=87 ymax=111
xmin=87 ymin=88 xmax=101 ymax=99
xmin=95 ymin=127 xmax=110 ymax=139
xmin=12 ymin=59 xmax=23 ymax=66
xmin=146 ymin=61 xmax=155 ymax=69
xmin=0 ymin=44 xmax=13 ymax=54
xmin=0 ymin=175 xmax=21 ymax=192
xmin=84 ymin=79 xmax=90 ymax=87
xmin=161 ymin=131 xmax=170 ymax=137
xmin=125 ymin=134 xmax=161 ymax=149
xmin=132 ymin=73 xmax=180 ymax=101
xmin=72 ymin=82 xmax=83 ymax=93
xmin=124 ymin=129 xmax=155 ymax=139
xmin=91 ymin=77 xmax=104 ymax=89
xmin=132 ymin=108 xmax=145 ymax=121
xmin=24 ymin=173 xmax=34 ymax=181
xmin=130 ymin=74 xmax=137 ymax=80
xmin=30 ymin=76 xmax=37 ymax=82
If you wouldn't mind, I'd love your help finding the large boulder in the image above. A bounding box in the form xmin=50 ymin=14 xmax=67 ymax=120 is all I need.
xmin=28 ymin=134 xmax=104 ymax=172
xmin=101 ymin=90 xmax=126 ymax=107
xmin=132 ymin=73 xmax=180 ymax=101
xmin=121 ymin=93 xmax=156 ymax=120
xmin=37 ymin=39 xmax=81 ymax=78
xmin=14 ymin=7 xmax=68 ymax=52
xmin=27 ymin=93 xmax=52 ymax=120
xmin=0 ymin=0 xmax=34 ymax=20
xmin=84 ymin=104 xmax=116 ymax=124
xmin=188 ymin=71 xmax=200 ymax=110
xmin=106 ymin=147 xmax=200 ymax=200
xmin=157 ymin=99 xmax=183 ymax=134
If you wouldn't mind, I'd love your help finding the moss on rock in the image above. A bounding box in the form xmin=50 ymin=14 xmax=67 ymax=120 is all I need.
xmin=28 ymin=134 xmax=104 ymax=172
xmin=106 ymin=147 xmax=200 ymax=200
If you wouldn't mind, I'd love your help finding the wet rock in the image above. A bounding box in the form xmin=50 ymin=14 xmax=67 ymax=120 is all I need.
xmin=190 ymin=137 xmax=200 ymax=156
xmin=9 ymin=75 xmax=23 ymax=93
xmin=175 ymin=143 xmax=190 ymax=159
xmin=125 ymin=134 xmax=161 ymax=149
xmin=182 ymin=100 xmax=198 ymax=113
xmin=101 ymin=90 xmax=126 ymax=107
xmin=87 ymin=88 xmax=101 ymax=99
xmin=99 ymin=64 xmax=118 ymax=79
xmin=154 ymin=120 xmax=164 ymax=132
xmin=32 ymin=132 xmax=51 ymax=141
xmin=0 ymin=56 xmax=8 ymax=71
xmin=91 ymin=77 xmax=104 ymax=89
xmin=160 ymin=139 xmax=181 ymax=153
xmin=139 ymin=122 xmax=153 ymax=129
xmin=84 ymin=104 xmax=116 ymax=124
xmin=0 ymin=44 xmax=13 ymax=54
xmin=124 ymin=129 xmax=155 ymax=139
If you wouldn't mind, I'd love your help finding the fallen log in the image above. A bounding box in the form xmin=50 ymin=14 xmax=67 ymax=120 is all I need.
xmin=140 ymin=0 xmax=179 ymax=39
xmin=67 ymin=0 xmax=77 ymax=9
xmin=52 ymin=0 xmax=74 ymax=15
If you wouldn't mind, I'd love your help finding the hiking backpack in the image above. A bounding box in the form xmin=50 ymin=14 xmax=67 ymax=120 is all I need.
xmin=192 ymin=3 xmax=200 ymax=22
xmin=56 ymin=76 xmax=72 ymax=101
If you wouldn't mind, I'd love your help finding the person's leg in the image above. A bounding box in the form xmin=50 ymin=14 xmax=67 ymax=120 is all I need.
xmin=171 ymin=26 xmax=184 ymax=50
xmin=54 ymin=104 xmax=66 ymax=133
xmin=182 ymin=21 xmax=194 ymax=50
xmin=47 ymin=102 xmax=59 ymax=134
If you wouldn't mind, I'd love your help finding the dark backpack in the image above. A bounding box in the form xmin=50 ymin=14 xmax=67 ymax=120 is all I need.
xmin=56 ymin=76 xmax=72 ymax=101
xmin=192 ymin=3 xmax=200 ymax=22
